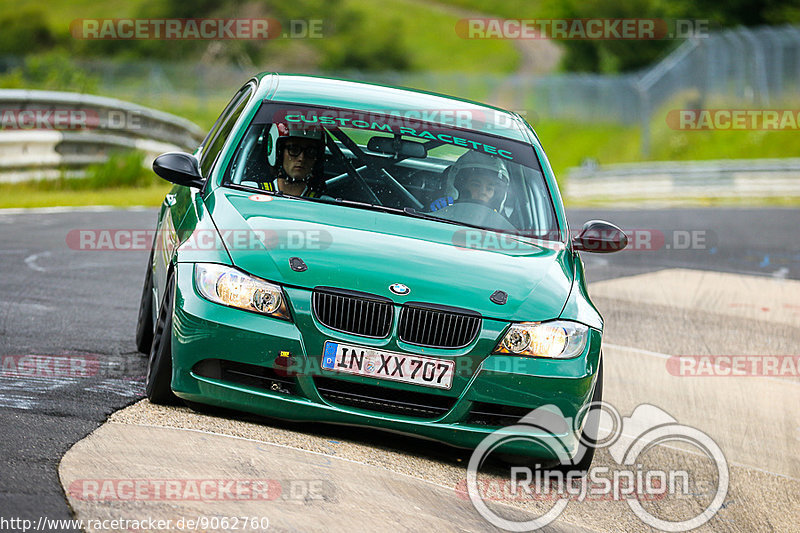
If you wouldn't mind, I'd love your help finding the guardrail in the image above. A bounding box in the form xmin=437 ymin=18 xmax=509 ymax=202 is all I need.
xmin=0 ymin=89 xmax=205 ymax=183
xmin=565 ymin=158 xmax=800 ymax=200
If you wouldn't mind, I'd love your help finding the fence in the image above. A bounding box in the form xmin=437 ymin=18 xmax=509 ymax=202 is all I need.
xmin=4 ymin=25 xmax=797 ymax=136
xmin=365 ymin=25 xmax=800 ymax=155
xmin=0 ymin=90 xmax=204 ymax=182
xmin=0 ymin=25 xmax=797 ymax=182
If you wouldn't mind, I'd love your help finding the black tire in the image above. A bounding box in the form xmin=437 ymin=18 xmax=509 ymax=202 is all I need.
xmin=135 ymin=249 xmax=155 ymax=354
xmin=146 ymin=274 xmax=180 ymax=405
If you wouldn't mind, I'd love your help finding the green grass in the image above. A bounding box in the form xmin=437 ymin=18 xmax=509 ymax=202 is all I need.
xmin=647 ymin=125 xmax=800 ymax=162
xmin=432 ymin=0 xmax=542 ymax=18
xmin=532 ymin=113 xmax=800 ymax=184
xmin=110 ymin=90 xmax=230 ymax=132
xmin=3 ymin=111 xmax=797 ymax=209
xmin=0 ymin=183 xmax=171 ymax=209
xmin=3 ymin=182 xmax=796 ymax=209
xmin=0 ymin=151 xmax=171 ymax=209
xmin=533 ymin=120 xmax=641 ymax=179
xmin=566 ymin=196 xmax=800 ymax=208
xmin=339 ymin=0 xmax=519 ymax=73
xmin=3 ymin=0 xmax=520 ymax=76
xmin=0 ymin=0 xmax=142 ymax=35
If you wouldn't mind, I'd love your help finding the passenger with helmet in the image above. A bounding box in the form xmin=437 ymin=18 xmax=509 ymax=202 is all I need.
xmin=451 ymin=151 xmax=510 ymax=212
xmin=258 ymin=122 xmax=327 ymax=197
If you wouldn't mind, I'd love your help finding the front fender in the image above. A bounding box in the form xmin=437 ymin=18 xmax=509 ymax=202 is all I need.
xmin=559 ymin=253 xmax=603 ymax=330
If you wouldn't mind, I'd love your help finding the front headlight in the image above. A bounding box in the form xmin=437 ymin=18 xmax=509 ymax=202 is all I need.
xmin=493 ymin=320 xmax=589 ymax=359
xmin=194 ymin=263 xmax=290 ymax=320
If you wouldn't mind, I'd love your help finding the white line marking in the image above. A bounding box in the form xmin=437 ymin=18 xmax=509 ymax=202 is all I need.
xmin=0 ymin=205 xmax=152 ymax=215
xmin=115 ymin=420 xmax=461 ymax=488
xmin=24 ymin=251 xmax=50 ymax=272
xmin=0 ymin=301 xmax=53 ymax=312
xmin=603 ymin=343 xmax=800 ymax=480
xmin=773 ymin=267 xmax=789 ymax=279
xmin=604 ymin=342 xmax=800 ymax=387
xmin=111 ymin=421 xmax=549 ymax=516
xmin=611 ymin=428 xmax=800 ymax=482
xmin=604 ymin=343 xmax=671 ymax=359
xmin=115 ymin=417 xmax=800 ymax=484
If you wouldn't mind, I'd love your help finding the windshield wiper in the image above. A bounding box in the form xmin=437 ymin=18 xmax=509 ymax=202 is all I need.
xmin=399 ymin=208 xmax=558 ymax=244
xmin=398 ymin=207 xmax=492 ymax=231
xmin=308 ymin=198 xmax=532 ymax=236
xmin=329 ymin=202 xmax=501 ymax=233
xmin=329 ymin=198 xmax=406 ymax=215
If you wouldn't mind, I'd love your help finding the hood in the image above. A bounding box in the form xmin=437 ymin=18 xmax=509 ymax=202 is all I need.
xmin=207 ymin=188 xmax=573 ymax=321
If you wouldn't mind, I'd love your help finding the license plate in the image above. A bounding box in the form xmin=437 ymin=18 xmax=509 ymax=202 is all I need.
xmin=321 ymin=341 xmax=455 ymax=390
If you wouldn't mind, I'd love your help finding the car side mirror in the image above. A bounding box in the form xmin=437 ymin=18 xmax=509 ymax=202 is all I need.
xmin=153 ymin=152 xmax=204 ymax=188
xmin=572 ymin=220 xmax=628 ymax=253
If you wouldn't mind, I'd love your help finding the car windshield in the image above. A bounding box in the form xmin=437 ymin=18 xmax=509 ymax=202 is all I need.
xmin=223 ymin=102 xmax=560 ymax=240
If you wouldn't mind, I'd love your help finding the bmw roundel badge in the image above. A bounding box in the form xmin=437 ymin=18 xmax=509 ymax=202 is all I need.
xmin=389 ymin=283 xmax=410 ymax=295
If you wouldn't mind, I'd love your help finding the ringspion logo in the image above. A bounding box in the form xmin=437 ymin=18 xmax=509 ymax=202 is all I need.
xmin=466 ymin=403 xmax=728 ymax=531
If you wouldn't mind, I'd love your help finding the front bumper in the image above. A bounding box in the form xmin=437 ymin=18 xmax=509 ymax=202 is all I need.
xmin=170 ymin=263 xmax=602 ymax=458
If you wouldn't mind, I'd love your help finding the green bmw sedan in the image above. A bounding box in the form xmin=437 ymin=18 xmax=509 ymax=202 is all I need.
xmin=136 ymin=73 xmax=627 ymax=466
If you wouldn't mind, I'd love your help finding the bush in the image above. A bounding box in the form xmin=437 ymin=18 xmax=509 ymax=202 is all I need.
xmin=0 ymin=9 xmax=55 ymax=56
xmin=320 ymin=11 xmax=411 ymax=71
xmin=82 ymin=150 xmax=156 ymax=189
xmin=34 ymin=151 xmax=156 ymax=191
xmin=0 ymin=51 xmax=98 ymax=92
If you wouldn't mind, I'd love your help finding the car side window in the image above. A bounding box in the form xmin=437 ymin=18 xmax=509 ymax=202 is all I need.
xmin=199 ymin=85 xmax=249 ymax=152
xmin=199 ymin=84 xmax=253 ymax=178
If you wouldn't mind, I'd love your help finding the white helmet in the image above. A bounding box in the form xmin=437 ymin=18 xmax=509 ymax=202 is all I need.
xmin=451 ymin=151 xmax=510 ymax=210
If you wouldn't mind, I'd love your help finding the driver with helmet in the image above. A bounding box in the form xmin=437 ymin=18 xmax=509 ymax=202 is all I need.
xmin=451 ymin=151 xmax=510 ymax=212
xmin=258 ymin=122 xmax=327 ymax=197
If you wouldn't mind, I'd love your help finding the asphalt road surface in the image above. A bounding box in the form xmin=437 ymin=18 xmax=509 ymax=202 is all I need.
xmin=0 ymin=206 xmax=797 ymax=532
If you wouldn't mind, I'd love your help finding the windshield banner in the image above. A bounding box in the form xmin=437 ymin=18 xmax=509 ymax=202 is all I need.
xmin=261 ymin=105 xmax=533 ymax=164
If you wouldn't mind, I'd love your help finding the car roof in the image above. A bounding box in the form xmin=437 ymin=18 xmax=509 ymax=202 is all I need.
xmin=253 ymin=72 xmax=533 ymax=144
